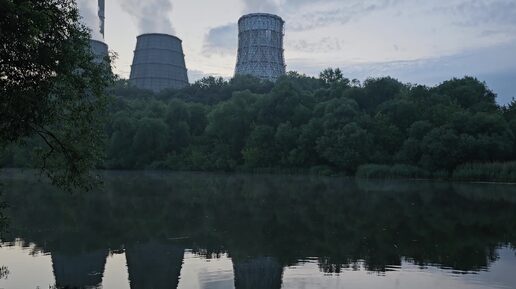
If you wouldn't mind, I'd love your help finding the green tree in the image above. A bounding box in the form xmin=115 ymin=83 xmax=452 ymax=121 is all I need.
xmin=257 ymin=79 xmax=313 ymax=126
xmin=0 ymin=0 xmax=113 ymax=191
xmin=419 ymin=127 xmax=464 ymax=171
xmin=316 ymin=123 xmax=373 ymax=173
xmin=132 ymin=118 xmax=169 ymax=167
xmin=165 ymin=99 xmax=191 ymax=151
xmin=358 ymin=77 xmax=403 ymax=111
xmin=320 ymin=68 xmax=349 ymax=87
xmin=187 ymin=103 xmax=208 ymax=136
xmin=206 ymin=91 xmax=257 ymax=162
xmin=107 ymin=113 xmax=137 ymax=168
xmin=274 ymin=122 xmax=300 ymax=166
xmin=242 ymin=125 xmax=277 ymax=167
xmin=433 ymin=77 xmax=497 ymax=111
xmin=376 ymin=98 xmax=418 ymax=130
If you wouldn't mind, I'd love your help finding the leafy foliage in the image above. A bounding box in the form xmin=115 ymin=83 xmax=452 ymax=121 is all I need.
xmin=453 ymin=162 xmax=516 ymax=183
xmin=4 ymin=173 xmax=516 ymax=276
xmin=0 ymin=0 xmax=113 ymax=191
xmin=93 ymin=72 xmax=516 ymax=177
xmin=2 ymin=32 xmax=514 ymax=179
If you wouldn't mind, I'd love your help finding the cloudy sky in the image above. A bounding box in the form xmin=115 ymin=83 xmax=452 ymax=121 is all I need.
xmin=81 ymin=0 xmax=515 ymax=104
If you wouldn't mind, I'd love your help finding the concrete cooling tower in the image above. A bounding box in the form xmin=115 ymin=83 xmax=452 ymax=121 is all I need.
xmin=235 ymin=13 xmax=286 ymax=81
xmin=129 ymin=33 xmax=189 ymax=92
xmin=86 ymin=1 xmax=108 ymax=64
xmin=89 ymin=39 xmax=108 ymax=63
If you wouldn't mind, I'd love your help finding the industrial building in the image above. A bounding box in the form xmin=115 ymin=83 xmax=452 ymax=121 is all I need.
xmin=88 ymin=0 xmax=108 ymax=64
xmin=235 ymin=13 xmax=286 ymax=81
xmin=129 ymin=33 xmax=189 ymax=92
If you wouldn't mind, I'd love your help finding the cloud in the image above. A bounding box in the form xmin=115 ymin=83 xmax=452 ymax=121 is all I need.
xmin=202 ymin=0 xmax=282 ymax=58
xmin=479 ymin=69 xmax=516 ymax=105
xmin=287 ymin=37 xmax=343 ymax=53
xmin=288 ymin=42 xmax=516 ymax=104
xmin=118 ymin=0 xmax=175 ymax=35
xmin=438 ymin=0 xmax=516 ymax=26
xmin=202 ymin=23 xmax=238 ymax=56
xmin=188 ymin=69 xmax=229 ymax=82
xmin=286 ymin=0 xmax=406 ymax=31
xmin=188 ymin=70 xmax=210 ymax=82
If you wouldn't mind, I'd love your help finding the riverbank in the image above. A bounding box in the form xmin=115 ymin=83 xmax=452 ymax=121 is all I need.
xmin=4 ymin=161 xmax=516 ymax=185
xmin=356 ymin=162 xmax=516 ymax=183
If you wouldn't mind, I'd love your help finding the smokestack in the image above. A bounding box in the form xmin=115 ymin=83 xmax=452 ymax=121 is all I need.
xmin=235 ymin=13 xmax=286 ymax=81
xmin=98 ymin=0 xmax=105 ymax=38
xmin=88 ymin=2 xmax=108 ymax=67
xmin=129 ymin=33 xmax=189 ymax=92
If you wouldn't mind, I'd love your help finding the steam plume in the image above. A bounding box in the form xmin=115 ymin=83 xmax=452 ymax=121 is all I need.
xmin=120 ymin=0 xmax=176 ymax=35
xmin=242 ymin=0 xmax=280 ymax=13
xmin=77 ymin=0 xmax=103 ymax=40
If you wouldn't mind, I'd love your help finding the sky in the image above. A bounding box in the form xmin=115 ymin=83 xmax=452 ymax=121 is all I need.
xmin=79 ymin=0 xmax=515 ymax=104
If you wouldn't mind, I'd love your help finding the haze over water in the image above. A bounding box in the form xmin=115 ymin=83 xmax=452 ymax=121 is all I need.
xmin=0 ymin=171 xmax=516 ymax=288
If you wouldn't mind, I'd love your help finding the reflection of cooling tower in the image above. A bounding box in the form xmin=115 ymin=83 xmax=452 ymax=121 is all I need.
xmin=129 ymin=34 xmax=189 ymax=92
xmin=89 ymin=39 xmax=109 ymax=63
xmin=235 ymin=13 xmax=286 ymax=81
xmin=233 ymin=257 xmax=283 ymax=289
xmin=126 ymin=241 xmax=185 ymax=289
xmin=51 ymin=250 xmax=109 ymax=288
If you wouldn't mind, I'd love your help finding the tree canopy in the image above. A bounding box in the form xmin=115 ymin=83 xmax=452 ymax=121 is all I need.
xmin=0 ymin=0 xmax=113 ymax=191
xmin=76 ymin=70 xmax=516 ymax=176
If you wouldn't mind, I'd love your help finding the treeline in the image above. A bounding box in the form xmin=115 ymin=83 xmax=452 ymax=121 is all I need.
xmin=3 ymin=69 xmax=516 ymax=180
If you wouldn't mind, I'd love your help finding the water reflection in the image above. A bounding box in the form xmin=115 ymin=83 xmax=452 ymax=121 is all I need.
xmin=0 ymin=171 xmax=515 ymax=288
xmin=0 ymin=266 xmax=8 ymax=280
xmin=233 ymin=257 xmax=283 ymax=289
xmin=126 ymin=242 xmax=184 ymax=289
xmin=52 ymin=249 xmax=108 ymax=288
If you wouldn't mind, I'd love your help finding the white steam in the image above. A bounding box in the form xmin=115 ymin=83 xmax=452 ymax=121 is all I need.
xmin=242 ymin=0 xmax=280 ymax=13
xmin=120 ymin=0 xmax=175 ymax=35
xmin=77 ymin=0 xmax=103 ymax=40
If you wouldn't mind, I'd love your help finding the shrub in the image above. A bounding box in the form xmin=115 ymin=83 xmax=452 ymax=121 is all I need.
xmin=310 ymin=165 xmax=335 ymax=176
xmin=453 ymin=162 xmax=516 ymax=183
xmin=356 ymin=164 xmax=430 ymax=179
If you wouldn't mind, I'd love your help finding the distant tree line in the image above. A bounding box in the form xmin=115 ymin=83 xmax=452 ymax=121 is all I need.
xmin=3 ymin=69 xmax=516 ymax=179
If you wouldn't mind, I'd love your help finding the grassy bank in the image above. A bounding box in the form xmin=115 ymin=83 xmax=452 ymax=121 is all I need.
xmin=357 ymin=162 xmax=516 ymax=183
xmin=452 ymin=162 xmax=516 ymax=183
xmin=356 ymin=164 xmax=431 ymax=180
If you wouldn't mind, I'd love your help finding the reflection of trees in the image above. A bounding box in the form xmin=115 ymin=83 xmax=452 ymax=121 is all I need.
xmin=0 ymin=266 xmax=8 ymax=279
xmin=1 ymin=171 xmax=516 ymax=285
xmin=0 ymin=190 xmax=6 ymax=239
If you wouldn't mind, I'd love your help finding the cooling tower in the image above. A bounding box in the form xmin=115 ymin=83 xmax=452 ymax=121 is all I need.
xmin=235 ymin=13 xmax=286 ymax=81
xmin=129 ymin=33 xmax=189 ymax=92
xmin=89 ymin=39 xmax=108 ymax=63
xmin=98 ymin=0 xmax=105 ymax=38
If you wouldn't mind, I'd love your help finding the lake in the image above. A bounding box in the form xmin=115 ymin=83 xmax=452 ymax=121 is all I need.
xmin=0 ymin=170 xmax=515 ymax=289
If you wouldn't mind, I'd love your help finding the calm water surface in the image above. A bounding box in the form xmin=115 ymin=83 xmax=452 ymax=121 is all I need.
xmin=0 ymin=170 xmax=515 ymax=289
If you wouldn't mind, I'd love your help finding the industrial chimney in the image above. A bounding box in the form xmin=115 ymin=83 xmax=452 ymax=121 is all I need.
xmin=129 ymin=33 xmax=189 ymax=92
xmin=88 ymin=1 xmax=108 ymax=65
xmin=98 ymin=0 xmax=105 ymax=38
xmin=235 ymin=13 xmax=286 ymax=81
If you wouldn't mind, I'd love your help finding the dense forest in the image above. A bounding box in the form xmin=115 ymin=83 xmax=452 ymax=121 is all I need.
xmin=3 ymin=69 xmax=516 ymax=180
